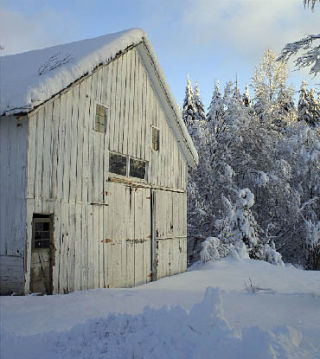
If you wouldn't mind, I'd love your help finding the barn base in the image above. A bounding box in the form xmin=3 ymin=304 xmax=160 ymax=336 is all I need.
xmin=0 ymin=255 xmax=25 ymax=295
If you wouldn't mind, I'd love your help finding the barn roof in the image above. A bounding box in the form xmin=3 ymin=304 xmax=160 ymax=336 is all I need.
xmin=0 ymin=29 xmax=198 ymax=166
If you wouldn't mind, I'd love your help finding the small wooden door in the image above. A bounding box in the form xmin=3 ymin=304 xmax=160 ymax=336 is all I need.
xmin=30 ymin=215 xmax=53 ymax=294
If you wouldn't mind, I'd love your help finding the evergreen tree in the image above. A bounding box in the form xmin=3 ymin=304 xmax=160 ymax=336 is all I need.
xmin=278 ymin=84 xmax=295 ymax=114
xmin=232 ymin=77 xmax=241 ymax=103
xmin=200 ymin=188 xmax=283 ymax=265
xmin=275 ymin=84 xmax=296 ymax=126
xmin=298 ymin=81 xmax=310 ymax=122
xmin=182 ymin=76 xmax=196 ymax=133
xmin=242 ymin=84 xmax=251 ymax=108
xmin=308 ymin=88 xmax=320 ymax=127
xmin=193 ymin=82 xmax=206 ymax=123
xmin=207 ymin=81 xmax=224 ymax=126
xmin=298 ymin=82 xmax=320 ymax=127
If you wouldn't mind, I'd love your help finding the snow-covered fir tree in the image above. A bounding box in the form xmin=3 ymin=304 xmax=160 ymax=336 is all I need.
xmin=232 ymin=76 xmax=241 ymax=102
xmin=298 ymin=81 xmax=312 ymax=124
xmin=201 ymin=188 xmax=283 ymax=265
xmin=206 ymin=81 xmax=225 ymax=138
xmin=207 ymin=81 xmax=224 ymax=121
xmin=193 ymin=82 xmax=206 ymax=123
xmin=242 ymin=84 xmax=251 ymax=108
xmin=298 ymin=82 xmax=320 ymax=127
xmin=182 ymin=76 xmax=196 ymax=134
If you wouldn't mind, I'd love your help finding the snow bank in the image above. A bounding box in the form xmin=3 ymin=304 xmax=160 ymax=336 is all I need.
xmin=0 ymin=29 xmax=146 ymax=115
xmin=1 ymin=288 xmax=310 ymax=359
xmin=1 ymin=259 xmax=319 ymax=358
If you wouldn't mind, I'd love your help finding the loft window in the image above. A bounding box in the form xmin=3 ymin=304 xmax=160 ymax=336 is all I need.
xmin=95 ymin=104 xmax=107 ymax=133
xmin=109 ymin=152 xmax=148 ymax=181
xmin=152 ymin=127 xmax=160 ymax=151
xmin=109 ymin=152 xmax=127 ymax=176
xmin=32 ymin=215 xmax=52 ymax=249
xmin=130 ymin=158 xmax=146 ymax=179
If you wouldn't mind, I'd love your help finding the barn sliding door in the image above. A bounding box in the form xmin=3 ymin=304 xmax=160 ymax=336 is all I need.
xmin=104 ymin=182 xmax=152 ymax=287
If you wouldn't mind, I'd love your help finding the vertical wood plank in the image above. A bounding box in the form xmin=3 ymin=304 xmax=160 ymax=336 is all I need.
xmin=76 ymin=82 xmax=85 ymax=203
xmin=62 ymin=92 xmax=72 ymax=202
xmin=81 ymin=205 xmax=88 ymax=289
xmin=87 ymin=205 xmax=94 ymax=289
xmin=118 ymin=54 xmax=126 ymax=155
xmin=50 ymin=97 xmax=60 ymax=199
xmin=56 ymin=94 xmax=66 ymax=200
xmin=34 ymin=109 xmax=44 ymax=199
xmin=108 ymin=61 xmax=116 ymax=152
xmin=127 ymin=50 xmax=135 ymax=157
xmin=69 ymin=86 xmax=79 ymax=202
xmin=122 ymin=52 xmax=130 ymax=156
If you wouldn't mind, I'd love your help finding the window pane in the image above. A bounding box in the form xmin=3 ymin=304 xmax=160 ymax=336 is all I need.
xmin=109 ymin=153 xmax=127 ymax=176
xmin=95 ymin=105 xmax=106 ymax=133
xmin=130 ymin=158 xmax=146 ymax=179
xmin=152 ymin=127 xmax=159 ymax=151
xmin=96 ymin=104 xmax=105 ymax=117
xmin=35 ymin=231 xmax=50 ymax=240
xmin=35 ymin=222 xmax=50 ymax=231
xmin=35 ymin=240 xmax=50 ymax=249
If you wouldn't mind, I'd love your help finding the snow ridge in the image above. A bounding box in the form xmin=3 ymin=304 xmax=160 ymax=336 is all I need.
xmin=1 ymin=287 xmax=311 ymax=359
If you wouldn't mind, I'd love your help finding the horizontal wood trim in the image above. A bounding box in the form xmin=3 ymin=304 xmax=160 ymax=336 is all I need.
xmin=108 ymin=176 xmax=185 ymax=193
xmin=156 ymin=236 xmax=187 ymax=240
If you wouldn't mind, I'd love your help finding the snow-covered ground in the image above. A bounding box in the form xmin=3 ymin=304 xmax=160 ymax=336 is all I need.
xmin=1 ymin=258 xmax=319 ymax=358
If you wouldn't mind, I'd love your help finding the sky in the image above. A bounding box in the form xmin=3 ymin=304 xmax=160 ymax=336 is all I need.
xmin=0 ymin=0 xmax=319 ymax=108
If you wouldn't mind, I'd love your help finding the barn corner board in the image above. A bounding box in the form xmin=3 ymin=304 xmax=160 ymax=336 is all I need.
xmin=0 ymin=29 xmax=198 ymax=295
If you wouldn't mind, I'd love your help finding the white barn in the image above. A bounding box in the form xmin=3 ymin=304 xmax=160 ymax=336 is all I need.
xmin=0 ymin=29 xmax=198 ymax=295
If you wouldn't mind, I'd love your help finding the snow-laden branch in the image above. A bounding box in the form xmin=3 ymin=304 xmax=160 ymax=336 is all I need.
xmin=298 ymin=196 xmax=319 ymax=213
xmin=278 ymin=34 xmax=320 ymax=76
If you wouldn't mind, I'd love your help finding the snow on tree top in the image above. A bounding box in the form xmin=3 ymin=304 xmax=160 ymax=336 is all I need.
xmin=0 ymin=29 xmax=146 ymax=116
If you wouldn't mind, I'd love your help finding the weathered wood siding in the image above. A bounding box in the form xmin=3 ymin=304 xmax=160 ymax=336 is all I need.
xmin=0 ymin=116 xmax=28 ymax=294
xmin=24 ymin=44 xmax=187 ymax=293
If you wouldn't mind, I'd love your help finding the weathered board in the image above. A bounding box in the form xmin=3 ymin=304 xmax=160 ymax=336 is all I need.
xmin=0 ymin=116 xmax=28 ymax=295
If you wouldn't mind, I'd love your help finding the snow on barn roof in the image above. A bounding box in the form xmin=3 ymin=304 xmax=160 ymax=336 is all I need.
xmin=0 ymin=28 xmax=198 ymax=166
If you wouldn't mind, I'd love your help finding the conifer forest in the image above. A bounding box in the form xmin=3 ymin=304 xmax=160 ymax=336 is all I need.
xmin=184 ymin=49 xmax=320 ymax=270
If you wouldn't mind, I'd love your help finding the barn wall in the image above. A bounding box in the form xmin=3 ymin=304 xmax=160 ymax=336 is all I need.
xmin=25 ymin=45 xmax=187 ymax=293
xmin=0 ymin=116 xmax=28 ymax=294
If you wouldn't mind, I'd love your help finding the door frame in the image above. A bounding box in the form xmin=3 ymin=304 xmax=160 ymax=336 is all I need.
xmin=30 ymin=214 xmax=54 ymax=294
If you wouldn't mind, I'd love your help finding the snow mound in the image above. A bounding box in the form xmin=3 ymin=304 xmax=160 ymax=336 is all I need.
xmin=0 ymin=29 xmax=146 ymax=115
xmin=1 ymin=288 xmax=309 ymax=359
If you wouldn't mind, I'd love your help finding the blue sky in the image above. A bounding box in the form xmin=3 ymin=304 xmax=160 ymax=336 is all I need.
xmin=0 ymin=0 xmax=319 ymax=107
